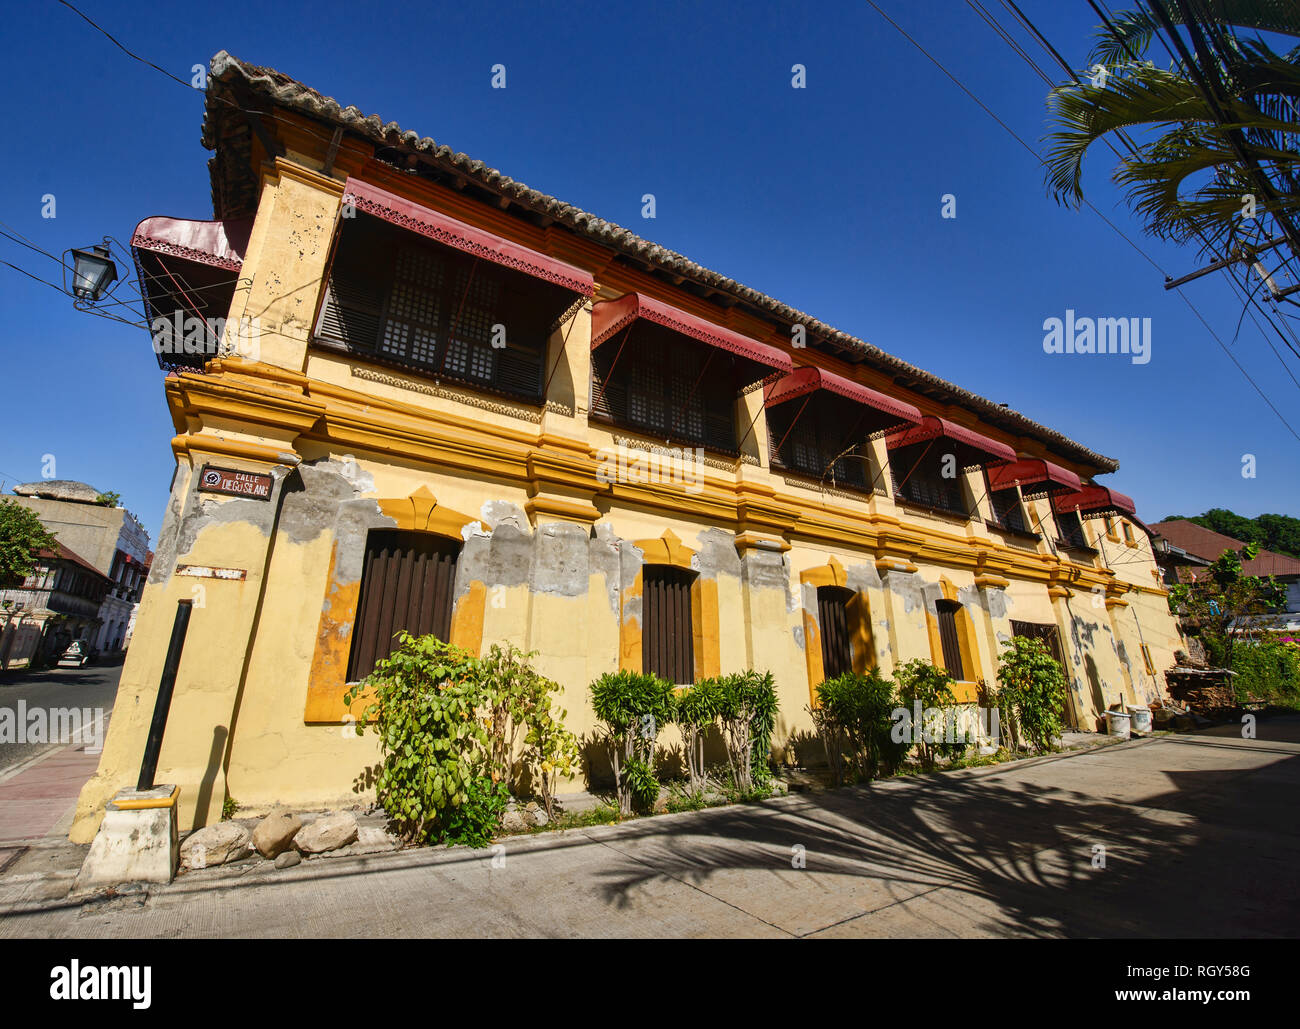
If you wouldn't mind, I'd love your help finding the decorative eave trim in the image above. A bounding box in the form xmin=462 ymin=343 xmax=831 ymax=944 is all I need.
xmin=342 ymin=177 xmax=594 ymax=296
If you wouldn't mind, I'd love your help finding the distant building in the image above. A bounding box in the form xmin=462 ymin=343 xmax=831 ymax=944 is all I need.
xmin=0 ymin=541 xmax=113 ymax=669
xmin=1150 ymin=519 xmax=1300 ymax=630
xmin=8 ymin=481 xmax=151 ymax=653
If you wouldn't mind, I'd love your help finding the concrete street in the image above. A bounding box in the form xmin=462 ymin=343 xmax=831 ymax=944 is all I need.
xmin=1 ymin=715 xmax=1296 ymax=938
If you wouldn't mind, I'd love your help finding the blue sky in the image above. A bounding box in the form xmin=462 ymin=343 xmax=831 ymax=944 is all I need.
xmin=1 ymin=0 xmax=1296 ymax=544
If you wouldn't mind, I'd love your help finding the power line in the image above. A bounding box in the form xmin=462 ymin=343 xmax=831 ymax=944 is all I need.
xmin=864 ymin=0 xmax=1300 ymax=443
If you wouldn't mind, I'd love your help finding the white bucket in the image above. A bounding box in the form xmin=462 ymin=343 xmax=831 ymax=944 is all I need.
xmin=1127 ymin=705 xmax=1152 ymax=733
xmin=1105 ymin=710 xmax=1131 ymax=739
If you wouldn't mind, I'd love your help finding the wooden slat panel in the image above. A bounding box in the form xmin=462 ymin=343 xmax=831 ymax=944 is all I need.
xmin=817 ymin=586 xmax=853 ymax=680
xmin=936 ymin=601 xmax=965 ymax=680
xmin=346 ymin=531 xmax=461 ymax=682
xmin=642 ymin=565 xmax=695 ymax=683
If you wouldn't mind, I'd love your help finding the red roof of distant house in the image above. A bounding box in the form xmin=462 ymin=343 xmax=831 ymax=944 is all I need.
xmin=1151 ymin=520 xmax=1300 ymax=578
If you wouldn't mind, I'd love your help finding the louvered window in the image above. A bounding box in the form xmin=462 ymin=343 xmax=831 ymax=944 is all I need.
xmin=315 ymin=213 xmax=570 ymax=403
xmin=346 ymin=530 xmax=461 ymax=683
xmin=591 ymin=322 xmax=740 ymax=453
xmin=889 ymin=443 xmax=968 ymax=516
xmin=989 ymin=485 xmax=1028 ymax=533
xmin=642 ymin=565 xmax=695 ymax=684
xmin=1056 ymin=509 xmax=1091 ymax=550
xmin=767 ymin=395 xmax=871 ymax=490
xmin=817 ymin=586 xmax=855 ymax=680
xmin=935 ymin=600 xmax=965 ymax=680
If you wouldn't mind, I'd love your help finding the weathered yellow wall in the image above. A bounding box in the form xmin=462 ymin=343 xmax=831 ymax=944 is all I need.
xmin=74 ymin=155 xmax=1184 ymax=837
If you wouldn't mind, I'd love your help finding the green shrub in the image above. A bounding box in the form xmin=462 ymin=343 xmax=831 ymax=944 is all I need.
xmin=815 ymin=668 xmax=905 ymax=781
xmin=671 ymin=677 xmax=723 ymax=793
xmin=438 ymin=776 xmax=512 ymax=848
xmin=590 ymin=670 xmax=676 ymax=815
xmin=995 ymin=637 xmax=1066 ymax=754
xmin=345 ymin=632 xmax=499 ymax=846
xmin=894 ymin=658 xmax=966 ymax=768
xmin=716 ymin=670 xmax=779 ymax=793
xmin=477 ymin=643 xmax=580 ymax=821
xmin=1232 ymin=637 xmax=1300 ymax=707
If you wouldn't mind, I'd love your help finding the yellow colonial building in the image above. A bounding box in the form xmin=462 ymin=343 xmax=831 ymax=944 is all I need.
xmin=72 ymin=53 xmax=1181 ymax=840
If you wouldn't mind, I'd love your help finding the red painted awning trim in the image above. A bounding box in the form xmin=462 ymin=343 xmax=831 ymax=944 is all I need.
xmin=131 ymin=216 xmax=253 ymax=272
xmin=986 ymin=458 xmax=1083 ymax=494
xmin=764 ymin=366 xmax=921 ymax=427
xmin=1053 ymin=485 xmax=1137 ymax=517
xmin=341 ymin=178 xmax=594 ymax=296
xmin=883 ymin=415 xmax=1016 ymax=465
xmin=590 ymin=292 xmax=792 ymax=374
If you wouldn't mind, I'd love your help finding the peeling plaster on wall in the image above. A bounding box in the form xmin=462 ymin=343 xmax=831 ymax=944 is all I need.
xmin=739 ymin=546 xmax=788 ymax=595
xmin=619 ymin=539 xmax=645 ymax=629
xmin=996 ymin=630 xmax=1012 ymax=645
xmin=457 ymin=520 xmax=532 ymax=600
xmin=957 ymin=583 xmax=980 ymax=611
xmin=845 ymin=562 xmax=881 ymax=594
xmin=147 ymin=475 xmax=190 ymax=586
xmin=792 ymin=625 xmax=805 ymax=650
xmin=481 ymin=500 xmax=527 ymax=531
xmin=800 ymin=583 xmax=820 ymax=627
xmin=887 ymin=571 xmax=926 ymax=614
xmin=331 ymin=499 xmax=395 ymax=584
xmin=280 ymin=462 xmax=366 ymax=545
xmin=1117 ymin=641 xmax=1132 ymax=672
xmin=920 ymin=581 xmax=943 ymax=615
xmin=530 ymin=522 xmax=591 ymax=597
xmin=158 ymin=465 xmax=295 ymax=584
xmin=589 ymin=530 xmax=622 ymax=614
xmin=695 ymin=528 xmax=742 ymax=579
xmin=985 ymin=587 xmax=1010 ymax=620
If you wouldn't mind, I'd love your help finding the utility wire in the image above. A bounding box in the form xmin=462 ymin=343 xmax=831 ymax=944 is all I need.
xmin=864 ymin=0 xmax=1300 ymax=443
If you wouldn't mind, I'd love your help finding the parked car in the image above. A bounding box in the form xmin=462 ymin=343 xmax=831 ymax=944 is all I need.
xmin=57 ymin=640 xmax=96 ymax=668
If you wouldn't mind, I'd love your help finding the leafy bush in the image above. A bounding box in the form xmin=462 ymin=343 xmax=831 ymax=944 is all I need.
xmin=716 ymin=670 xmax=779 ymax=793
xmin=345 ymin=632 xmax=498 ymax=846
xmin=477 ymin=643 xmax=581 ymax=820
xmin=815 ymin=669 xmax=905 ymax=781
xmin=994 ymin=637 xmax=1066 ymax=754
xmin=438 ymin=776 xmax=511 ymax=848
xmin=1232 ymin=637 xmax=1300 ymax=708
xmin=893 ymin=658 xmax=966 ymax=768
xmin=671 ymin=677 xmax=723 ymax=794
xmin=590 ymin=670 xmax=676 ymax=815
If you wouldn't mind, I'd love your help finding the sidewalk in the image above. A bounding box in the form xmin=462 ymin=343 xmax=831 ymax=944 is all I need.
xmin=0 ymin=741 xmax=103 ymax=846
xmin=2 ymin=720 xmax=1296 ymax=937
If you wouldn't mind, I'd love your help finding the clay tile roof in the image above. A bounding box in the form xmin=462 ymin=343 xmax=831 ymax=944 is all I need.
xmin=1151 ymin=519 xmax=1300 ymax=578
xmin=201 ymin=51 xmax=1121 ymax=475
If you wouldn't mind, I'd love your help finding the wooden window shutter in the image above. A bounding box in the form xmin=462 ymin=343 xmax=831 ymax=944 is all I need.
xmin=642 ymin=565 xmax=695 ymax=684
xmin=316 ymin=223 xmax=391 ymax=352
xmin=817 ymin=586 xmax=854 ymax=680
xmin=935 ymin=600 xmax=965 ymax=680
xmin=346 ymin=530 xmax=461 ymax=682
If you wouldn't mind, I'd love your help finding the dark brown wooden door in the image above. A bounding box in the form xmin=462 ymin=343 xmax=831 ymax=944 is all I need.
xmin=818 ymin=586 xmax=854 ymax=680
xmin=642 ymin=565 xmax=695 ymax=684
xmin=935 ymin=600 xmax=965 ymax=680
xmin=347 ymin=530 xmax=460 ymax=682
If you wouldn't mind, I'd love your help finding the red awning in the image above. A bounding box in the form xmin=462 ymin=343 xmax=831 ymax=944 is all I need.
xmin=986 ymin=458 xmax=1083 ymax=495
xmin=1053 ymin=485 xmax=1137 ymax=517
xmin=590 ymin=292 xmax=792 ymax=375
xmin=131 ymin=216 xmax=253 ymax=271
xmin=341 ymin=178 xmax=594 ymax=296
xmin=883 ymin=415 xmax=1016 ymax=465
xmin=763 ymin=366 xmax=922 ymax=428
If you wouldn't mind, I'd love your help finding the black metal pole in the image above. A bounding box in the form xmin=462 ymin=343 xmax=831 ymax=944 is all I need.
xmin=137 ymin=599 xmax=193 ymax=791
